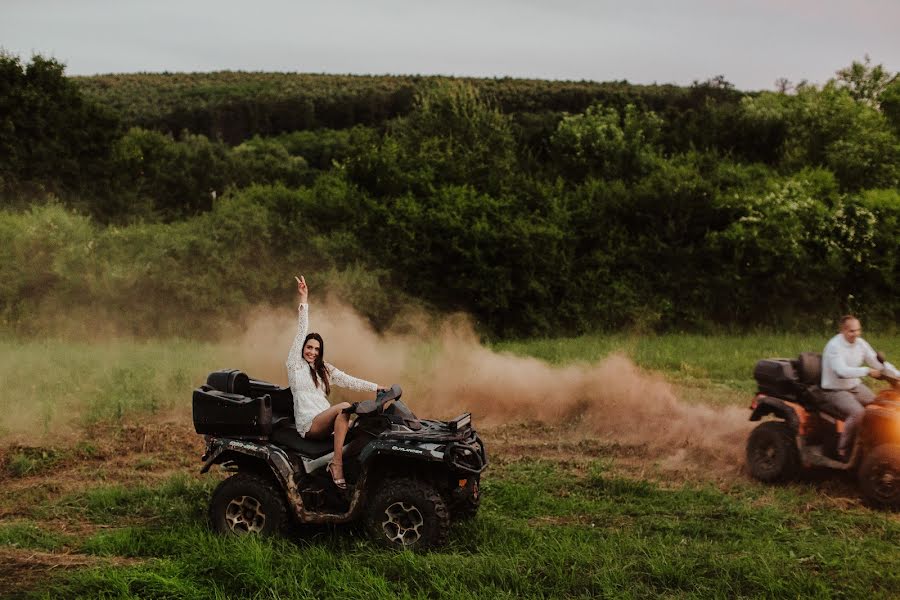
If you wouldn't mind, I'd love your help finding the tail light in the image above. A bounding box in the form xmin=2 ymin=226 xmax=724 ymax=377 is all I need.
xmin=750 ymin=393 xmax=764 ymax=410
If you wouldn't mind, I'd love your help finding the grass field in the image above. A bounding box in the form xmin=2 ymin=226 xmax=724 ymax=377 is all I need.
xmin=2 ymin=332 xmax=899 ymax=598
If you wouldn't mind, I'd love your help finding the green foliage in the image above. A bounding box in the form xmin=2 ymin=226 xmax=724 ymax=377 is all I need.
xmin=74 ymin=71 xmax=419 ymax=143
xmin=272 ymin=126 xmax=376 ymax=170
xmin=2 ymin=56 xmax=899 ymax=337
xmin=350 ymin=82 xmax=518 ymax=196
xmin=551 ymin=103 xmax=662 ymax=181
xmin=231 ymin=135 xmax=309 ymax=188
xmin=0 ymin=202 xmax=96 ymax=327
xmin=742 ymin=82 xmax=900 ymax=191
xmin=0 ymin=54 xmax=120 ymax=203
xmin=707 ymin=171 xmax=885 ymax=324
xmin=881 ymin=79 xmax=900 ymax=134
xmin=836 ymin=55 xmax=896 ymax=108
xmin=112 ymin=128 xmax=231 ymax=220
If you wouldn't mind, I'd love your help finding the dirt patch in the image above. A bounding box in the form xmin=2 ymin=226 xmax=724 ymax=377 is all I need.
xmin=0 ymin=421 xmax=205 ymax=521
xmin=0 ymin=547 xmax=140 ymax=596
xmin=484 ymin=418 xmax=747 ymax=486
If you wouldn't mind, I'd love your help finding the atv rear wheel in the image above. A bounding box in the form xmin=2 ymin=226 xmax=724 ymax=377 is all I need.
xmin=365 ymin=478 xmax=450 ymax=550
xmin=209 ymin=472 xmax=288 ymax=536
xmin=747 ymin=421 xmax=799 ymax=482
xmin=858 ymin=444 xmax=900 ymax=509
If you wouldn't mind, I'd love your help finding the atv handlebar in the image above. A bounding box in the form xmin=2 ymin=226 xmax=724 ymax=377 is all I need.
xmin=343 ymin=384 xmax=403 ymax=415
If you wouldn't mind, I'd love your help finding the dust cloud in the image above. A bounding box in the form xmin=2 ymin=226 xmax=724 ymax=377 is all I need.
xmin=1 ymin=297 xmax=752 ymax=475
xmin=225 ymin=297 xmax=753 ymax=475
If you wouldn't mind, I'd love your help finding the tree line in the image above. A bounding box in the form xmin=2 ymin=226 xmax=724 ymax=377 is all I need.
xmin=1 ymin=54 xmax=898 ymax=337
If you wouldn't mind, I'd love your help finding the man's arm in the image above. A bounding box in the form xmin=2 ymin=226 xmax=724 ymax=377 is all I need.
xmin=862 ymin=340 xmax=884 ymax=370
xmin=824 ymin=343 xmax=870 ymax=379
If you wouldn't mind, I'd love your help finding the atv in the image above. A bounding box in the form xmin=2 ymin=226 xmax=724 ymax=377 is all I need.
xmin=191 ymin=369 xmax=487 ymax=549
xmin=746 ymin=352 xmax=900 ymax=507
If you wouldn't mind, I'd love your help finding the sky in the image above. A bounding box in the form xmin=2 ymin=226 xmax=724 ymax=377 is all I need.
xmin=2 ymin=0 xmax=898 ymax=91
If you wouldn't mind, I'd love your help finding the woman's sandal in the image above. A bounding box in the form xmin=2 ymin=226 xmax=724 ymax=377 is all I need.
xmin=326 ymin=461 xmax=347 ymax=490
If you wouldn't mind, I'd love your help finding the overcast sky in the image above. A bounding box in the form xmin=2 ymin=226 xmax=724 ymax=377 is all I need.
xmin=2 ymin=0 xmax=898 ymax=91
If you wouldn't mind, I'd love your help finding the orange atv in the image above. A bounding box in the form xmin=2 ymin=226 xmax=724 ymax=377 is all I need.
xmin=746 ymin=352 xmax=900 ymax=507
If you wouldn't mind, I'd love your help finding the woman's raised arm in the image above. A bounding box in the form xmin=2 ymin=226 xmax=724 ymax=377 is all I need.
xmin=286 ymin=275 xmax=310 ymax=387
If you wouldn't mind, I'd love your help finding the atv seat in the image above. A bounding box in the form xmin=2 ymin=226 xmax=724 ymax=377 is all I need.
xmin=796 ymin=352 xmax=850 ymax=420
xmin=801 ymin=386 xmax=848 ymax=420
xmin=270 ymin=427 xmax=335 ymax=458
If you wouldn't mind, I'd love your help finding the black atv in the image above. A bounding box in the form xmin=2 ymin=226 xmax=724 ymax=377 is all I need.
xmin=192 ymin=369 xmax=487 ymax=549
xmin=747 ymin=352 xmax=900 ymax=508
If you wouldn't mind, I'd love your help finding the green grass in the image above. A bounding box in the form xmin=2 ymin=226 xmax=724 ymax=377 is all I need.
xmin=22 ymin=474 xmax=214 ymax=527
xmin=0 ymin=520 xmax=70 ymax=551
xmin=4 ymin=332 xmax=900 ymax=597
xmin=5 ymin=447 xmax=64 ymax=477
xmin=11 ymin=461 xmax=899 ymax=599
xmin=0 ymin=338 xmax=226 ymax=436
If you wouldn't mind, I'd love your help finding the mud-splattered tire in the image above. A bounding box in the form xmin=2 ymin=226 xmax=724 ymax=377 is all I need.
xmin=858 ymin=444 xmax=900 ymax=509
xmin=209 ymin=472 xmax=287 ymax=536
xmin=365 ymin=478 xmax=450 ymax=550
xmin=747 ymin=421 xmax=799 ymax=482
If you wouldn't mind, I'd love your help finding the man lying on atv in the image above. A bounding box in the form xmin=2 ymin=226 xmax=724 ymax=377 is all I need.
xmin=821 ymin=315 xmax=899 ymax=459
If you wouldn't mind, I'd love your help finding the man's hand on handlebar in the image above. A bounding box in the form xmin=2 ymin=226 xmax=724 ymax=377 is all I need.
xmin=869 ymin=368 xmax=883 ymax=379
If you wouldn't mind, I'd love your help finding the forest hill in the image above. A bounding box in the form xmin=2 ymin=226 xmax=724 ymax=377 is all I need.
xmin=0 ymin=55 xmax=898 ymax=337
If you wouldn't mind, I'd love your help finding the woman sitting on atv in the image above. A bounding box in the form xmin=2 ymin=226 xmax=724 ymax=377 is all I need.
xmin=286 ymin=275 xmax=385 ymax=489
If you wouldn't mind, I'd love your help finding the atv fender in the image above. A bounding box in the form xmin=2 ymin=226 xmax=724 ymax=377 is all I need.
xmin=200 ymin=438 xmax=295 ymax=490
xmin=750 ymin=395 xmax=800 ymax=432
xmin=860 ymin=408 xmax=900 ymax=446
xmin=359 ymin=440 xmax=446 ymax=465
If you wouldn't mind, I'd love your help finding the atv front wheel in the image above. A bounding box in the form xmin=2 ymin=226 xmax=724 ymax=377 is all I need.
xmin=209 ymin=472 xmax=288 ymax=536
xmin=366 ymin=478 xmax=450 ymax=550
xmin=858 ymin=444 xmax=900 ymax=509
xmin=746 ymin=421 xmax=799 ymax=482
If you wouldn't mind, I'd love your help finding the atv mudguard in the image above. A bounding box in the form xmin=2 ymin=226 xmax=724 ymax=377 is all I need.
xmin=201 ymin=438 xmax=294 ymax=489
xmin=860 ymin=407 xmax=900 ymax=446
xmin=358 ymin=439 xmax=447 ymax=465
xmin=750 ymin=395 xmax=800 ymax=432
xmin=358 ymin=438 xmax=487 ymax=475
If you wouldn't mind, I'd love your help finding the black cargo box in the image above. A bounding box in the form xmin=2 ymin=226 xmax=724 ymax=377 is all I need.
xmin=192 ymin=387 xmax=272 ymax=436
xmin=753 ymin=358 xmax=799 ymax=401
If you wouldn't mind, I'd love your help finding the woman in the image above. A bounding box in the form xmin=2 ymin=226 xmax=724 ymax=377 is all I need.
xmin=286 ymin=275 xmax=384 ymax=489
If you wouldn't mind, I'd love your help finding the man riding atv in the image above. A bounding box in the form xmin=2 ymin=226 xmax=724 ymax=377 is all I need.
xmin=820 ymin=315 xmax=894 ymax=459
xmin=746 ymin=316 xmax=900 ymax=507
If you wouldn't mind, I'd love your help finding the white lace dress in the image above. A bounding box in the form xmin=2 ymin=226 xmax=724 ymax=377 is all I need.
xmin=285 ymin=303 xmax=378 ymax=436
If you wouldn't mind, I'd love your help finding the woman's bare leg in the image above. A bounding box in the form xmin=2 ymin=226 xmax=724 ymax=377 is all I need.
xmin=307 ymin=402 xmax=352 ymax=479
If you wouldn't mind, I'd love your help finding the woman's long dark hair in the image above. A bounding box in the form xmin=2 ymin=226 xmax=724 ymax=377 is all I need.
xmin=304 ymin=332 xmax=330 ymax=395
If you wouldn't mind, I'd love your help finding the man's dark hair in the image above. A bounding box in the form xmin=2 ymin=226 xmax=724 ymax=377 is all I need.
xmin=840 ymin=314 xmax=858 ymax=327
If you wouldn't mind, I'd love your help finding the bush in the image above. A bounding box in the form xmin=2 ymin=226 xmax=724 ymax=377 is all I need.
xmin=550 ymin=103 xmax=662 ymax=182
xmin=0 ymin=54 xmax=120 ymax=203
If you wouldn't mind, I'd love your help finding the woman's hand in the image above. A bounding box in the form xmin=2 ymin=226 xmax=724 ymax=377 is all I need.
xmin=295 ymin=275 xmax=308 ymax=304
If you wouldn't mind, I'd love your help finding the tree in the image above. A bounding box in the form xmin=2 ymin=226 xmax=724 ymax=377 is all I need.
xmin=348 ymin=81 xmax=518 ymax=197
xmin=836 ymin=55 xmax=896 ymax=109
xmin=550 ymin=103 xmax=662 ymax=182
xmin=0 ymin=53 xmax=119 ymax=203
